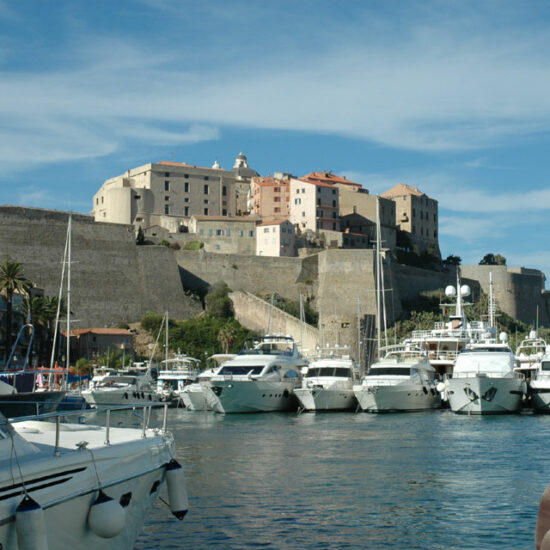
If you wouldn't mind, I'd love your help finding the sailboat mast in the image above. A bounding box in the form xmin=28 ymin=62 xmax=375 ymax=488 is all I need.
xmin=376 ymin=199 xmax=381 ymax=357
xmin=165 ymin=311 xmax=169 ymax=364
xmin=66 ymin=214 xmax=72 ymax=375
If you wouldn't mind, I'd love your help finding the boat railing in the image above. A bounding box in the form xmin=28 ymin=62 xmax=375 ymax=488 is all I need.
xmin=453 ymin=370 xmax=524 ymax=380
xmin=4 ymin=402 xmax=170 ymax=456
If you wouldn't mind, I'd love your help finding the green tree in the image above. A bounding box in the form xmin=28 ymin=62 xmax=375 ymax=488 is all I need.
xmin=205 ymin=282 xmax=234 ymax=318
xmin=479 ymin=253 xmax=506 ymax=265
xmin=218 ymin=325 xmax=238 ymax=353
xmin=0 ymin=258 xmax=32 ymax=361
xmin=443 ymin=255 xmax=461 ymax=266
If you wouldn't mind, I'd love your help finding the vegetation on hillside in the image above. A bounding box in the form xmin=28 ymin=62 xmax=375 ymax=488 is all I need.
xmin=260 ymin=292 xmax=319 ymax=326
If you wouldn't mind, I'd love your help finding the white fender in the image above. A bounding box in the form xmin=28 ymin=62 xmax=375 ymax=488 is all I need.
xmin=88 ymin=490 xmax=125 ymax=538
xmin=166 ymin=459 xmax=188 ymax=520
xmin=16 ymin=495 xmax=49 ymax=550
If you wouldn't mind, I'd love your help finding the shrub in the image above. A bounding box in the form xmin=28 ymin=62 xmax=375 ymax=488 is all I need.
xmin=183 ymin=241 xmax=204 ymax=250
xmin=205 ymin=282 xmax=234 ymax=318
xmin=141 ymin=312 xmax=165 ymax=333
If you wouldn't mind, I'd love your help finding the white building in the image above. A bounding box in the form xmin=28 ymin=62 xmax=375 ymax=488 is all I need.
xmin=256 ymin=219 xmax=296 ymax=257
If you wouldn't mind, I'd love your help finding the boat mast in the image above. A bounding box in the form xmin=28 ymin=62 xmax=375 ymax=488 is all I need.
xmin=165 ymin=310 xmax=169 ymax=364
xmin=488 ymin=272 xmax=495 ymax=329
xmin=66 ymin=214 xmax=72 ymax=378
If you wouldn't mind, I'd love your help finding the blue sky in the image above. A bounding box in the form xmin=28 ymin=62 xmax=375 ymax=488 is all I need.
xmin=1 ymin=0 xmax=550 ymax=284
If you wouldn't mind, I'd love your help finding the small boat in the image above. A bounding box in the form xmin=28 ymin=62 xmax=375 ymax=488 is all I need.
xmin=157 ymin=353 xmax=201 ymax=406
xmin=209 ymin=335 xmax=306 ymax=413
xmin=180 ymin=354 xmax=235 ymax=411
xmin=353 ymin=344 xmax=441 ymax=412
xmin=294 ymin=346 xmax=359 ymax=411
xmin=0 ymin=403 xmax=187 ymax=549
xmin=524 ymin=346 xmax=550 ymax=412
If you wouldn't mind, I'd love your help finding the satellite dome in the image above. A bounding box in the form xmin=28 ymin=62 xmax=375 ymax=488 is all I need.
xmin=529 ymin=330 xmax=537 ymax=339
xmin=499 ymin=332 xmax=508 ymax=343
xmin=460 ymin=285 xmax=471 ymax=297
xmin=445 ymin=285 xmax=457 ymax=298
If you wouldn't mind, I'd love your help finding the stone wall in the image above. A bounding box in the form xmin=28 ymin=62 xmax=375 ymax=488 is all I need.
xmin=230 ymin=291 xmax=319 ymax=355
xmin=0 ymin=206 xmax=200 ymax=327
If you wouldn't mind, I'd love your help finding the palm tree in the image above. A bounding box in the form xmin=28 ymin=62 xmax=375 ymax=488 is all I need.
xmin=218 ymin=325 xmax=238 ymax=354
xmin=0 ymin=258 xmax=32 ymax=362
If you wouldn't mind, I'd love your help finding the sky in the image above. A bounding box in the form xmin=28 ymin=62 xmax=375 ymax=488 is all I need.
xmin=1 ymin=0 xmax=550 ymax=284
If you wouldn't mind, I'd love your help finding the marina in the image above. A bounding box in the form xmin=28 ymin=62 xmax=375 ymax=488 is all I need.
xmin=136 ymin=407 xmax=549 ymax=549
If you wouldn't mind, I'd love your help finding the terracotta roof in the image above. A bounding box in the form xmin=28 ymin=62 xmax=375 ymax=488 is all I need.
xmin=64 ymin=328 xmax=132 ymax=337
xmin=302 ymin=171 xmax=361 ymax=188
xmin=257 ymin=219 xmax=292 ymax=226
xmin=191 ymin=215 xmax=257 ymax=223
xmin=293 ymin=177 xmax=335 ymax=189
xmin=381 ymin=183 xmax=425 ymax=198
xmin=252 ymin=177 xmax=289 ymax=187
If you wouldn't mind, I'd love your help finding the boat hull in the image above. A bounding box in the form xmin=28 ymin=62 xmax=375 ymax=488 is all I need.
xmin=529 ymin=381 xmax=550 ymax=412
xmin=294 ymin=388 xmax=357 ymax=411
xmin=82 ymin=388 xmax=157 ymax=407
xmin=0 ymin=390 xmax=67 ymax=418
xmin=211 ymin=380 xmax=299 ymax=413
xmin=180 ymin=384 xmax=210 ymax=411
xmin=447 ymin=376 xmax=525 ymax=414
xmin=353 ymin=384 xmax=440 ymax=412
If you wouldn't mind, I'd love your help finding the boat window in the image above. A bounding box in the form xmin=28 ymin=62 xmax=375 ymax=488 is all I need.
xmin=307 ymin=367 xmax=334 ymax=377
xmin=460 ymin=347 xmax=511 ymax=353
xmin=334 ymin=368 xmax=351 ymax=377
xmin=219 ymin=366 xmax=264 ymax=375
xmin=541 ymin=361 xmax=550 ymax=372
xmin=284 ymin=369 xmax=298 ymax=378
xmin=367 ymin=367 xmax=410 ymax=376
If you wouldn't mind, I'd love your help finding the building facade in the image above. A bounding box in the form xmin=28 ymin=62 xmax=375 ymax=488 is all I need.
xmin=250 ymin=175 xmax=291 ymax=221
xmin=67 ymin=328 xmax=134 ymax=362
xmin=256 ymin=219 xmax=296 ymax=257
xmin=92 ymin=153 xmax=258 ymax=229
xmin=381 ymin=183 xmax=439 ymax=255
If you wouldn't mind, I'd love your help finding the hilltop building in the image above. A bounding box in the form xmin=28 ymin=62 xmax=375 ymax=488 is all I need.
xmin=92 ymin=153 xmax=258 ymax=230
xmin=250 ymin=174 xmax=291 ymax=221
xmin=256 ymin=219 xmax=296 ymax=257
xmin=381 ymin=183 xmax=439 ymax=255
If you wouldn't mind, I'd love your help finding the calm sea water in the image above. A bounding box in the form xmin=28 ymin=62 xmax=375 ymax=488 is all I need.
xmin=134 ymin=409 xmax=550 ymax=549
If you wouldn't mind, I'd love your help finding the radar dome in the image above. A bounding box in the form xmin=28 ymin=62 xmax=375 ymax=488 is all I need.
xmin=445 ymin=286 xmax=457 ymax=298
xmin=499 ymin=332 xmax=508 ymax=343
xmin=529 ymin=330 xmax=537 ymax=339
xmin=460 ymin=285 xmax=471 ymax=297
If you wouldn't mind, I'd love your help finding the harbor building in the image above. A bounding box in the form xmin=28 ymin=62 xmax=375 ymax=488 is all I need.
xmin=92 ymin=153 xmax=258 ymax=230
xmin=249 ymin=174 xmax=291 ymax=221
xmin=289 ymin=177 xmax=340 ymax=233
xmin=66 ymin=327 xmax=134 ymax=362
xmin=256 ymin=219 xmax=296 ymax=257
xmin=381 ymin=183 xmax=440 ymax=256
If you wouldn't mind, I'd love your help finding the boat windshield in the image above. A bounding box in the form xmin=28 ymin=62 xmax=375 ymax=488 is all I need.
xmin=218 ymin=365 xmax=264 ymax=376
xmin=367 ymin=367 xmax=409 ymax=377
xmin=239 ymin=337 xmax=295 ymax=356
xmin=541 ymin=361 xmax=550 ymax=372
xmin=307 ymin=367 xmax=350 ymax=378
xmin=461 ymin=347 xmax=511 ymax=353
xmin=99 ymin=376 xmax=136 ymax=386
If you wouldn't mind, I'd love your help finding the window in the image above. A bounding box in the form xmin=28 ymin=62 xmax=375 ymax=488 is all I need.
xmin=264 ymin=228 xmax=269 ymax=233
xmin=413 ymin=208 xmax=416 ymax=217
xmin=135 ymin=195 xmax=141 ymax=199
xmin=239 ymin=230 xmax=244 ymax=237
xmin=164 ymin=205 xmax=169 ymax=214
xmin=204 ymin=176 xmax=209 ymax=181
xmin=227 ymin=229 xmax=231 ymax=236
xmin=317 ymin=199 xmax=321 ymax=206
xmin=204 ymin=184 xmax=209 ymax=194
xmin=165 ymin=196 xmax=169 ymax=201
xmin=216 ymin=229 xmax=223 ymax=236
xmin=101 ymin=196 xmax=104 ymax=204
xmin=272 ymin=227 xmax=276 ymax=233
xmin=208 ymin=229 xmax=213 ymax=236
xmin=332 ymin=200 xmax=336 ymax=207
xmin=249 ymin=230 xmax=254 ymax=237
xmin=199 ymin=229 xmax=204 ymax=236
xmin=204 ymin=199 xmax=208 ymax=204
xmin=317 ymin=187 xmax=321 ymax=193
xmin=164 ymin=172 xmax=170 ymax=177
xmin=332 ymin=212 xmax=336 ymax=218
xmin=296 ymin=189 xmax=300 ymax=194
xmin=332 ymin=189 xmax=336 ymax=195
xmin=294 ymin=198 xmax=301 ymax=205
xmin=215 ymin=244 xmax=220 ymax=250
xmin=204 ymin=208 xmax=209 ymax=215
xmin=333 ymin=222 xmax=336 ymax=230
xmin=222 ymin=209 xmax=227 ymax=215
xmin=302 ymin=188 xmax=306 ymax=193
xmin=95 ymin=198 xmax=98 ymax=205
xmin=184 ymin=207 xmax=189 ymax=216
xmin=165 ymin=181 xmax=169 ymax=191
xmin=274 ymin=197 xmax=281 ymax=202
xmin=184 ymin=174 xmax=189 ymax=179
xmin=302 ymin=211 xmax=306 ymax=217
xmin=274 ymin=207 xmax=280 ymax=213
xmin=222 ymin=186 xmax=227 ymax=196
xmin=184 ymin=197 xmax=189 ymax=203
xmin=274 ymin=187 xmax=280 ymax=193
xmin=184 ymin=182 xmax=189 ymax=193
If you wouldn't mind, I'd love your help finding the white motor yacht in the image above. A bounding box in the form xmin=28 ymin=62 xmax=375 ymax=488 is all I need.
xmin=156 ymin=353 xmax=201 ymax=406
xmin=353 ymin=345 xmax=441 ymax=412
xmin=0 ymin=403 xmax=187 ymax=549
xmin=180 ymin=354 xmax=235 ymax=411
xmin=209 ymin=335 xmax=306 ymax=413
xmin=525 ymin=347 xmax=550 ymax=412
xmin=82 ymin=366 xmax=157 ymax=407
xmin=515 ymin=331 xmax=548 ymax=378
xmin=447 ymin=336 xmax=526 ymax=414
xmin=294 ymin=346 xmax=359 ymax=411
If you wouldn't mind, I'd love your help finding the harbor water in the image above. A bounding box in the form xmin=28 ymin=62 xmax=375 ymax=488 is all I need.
xmin=134 ymin=409 xmax=549 ymax=549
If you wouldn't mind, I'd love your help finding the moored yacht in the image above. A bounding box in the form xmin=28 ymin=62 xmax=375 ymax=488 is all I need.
xmin=447 ymin=336 xmax=526 ymax=414
xmin=525 ymin=347 xmax=550 ymax=412
xmin=353 ymin=345 xmax=441 ymax=412
xmin=209 ymin=335 xmax=306 ymax=413
xmin=0 ymin=403 xmax=187 ymax=549
xmin=515 ymin=330 xmax=547 ymax=379
xmin=294 ymin=346 xmax=359 ymax=411
xmin=156 ymin=353 xmax=201 ymax=406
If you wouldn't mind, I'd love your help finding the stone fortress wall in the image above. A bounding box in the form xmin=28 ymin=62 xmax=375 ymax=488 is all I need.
xmin=0 ymin=207 xmax=547 ymax=343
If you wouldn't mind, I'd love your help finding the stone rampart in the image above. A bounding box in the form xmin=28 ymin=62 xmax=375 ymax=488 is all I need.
xmin=0 ymin=206 xmax=200 ymax=327
xmin=230 ymin=291 xmax=319 ymax=354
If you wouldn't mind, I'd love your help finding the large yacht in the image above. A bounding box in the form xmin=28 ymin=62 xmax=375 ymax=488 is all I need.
xmin=209 ymin=335 xmax=306 ymax=413
xmin=447 ymin=335 xmax=526 ymax=414
xmin=353 ymin=345 xmax=441 ymax=412
xmin=294 ymin=346 xmax=359 ymax=411
xmin=0 ymin=403 xmax=187 ymax=549
xmin=515 ymin=331 xmax=547 ymax=378
xmin=156 ymin=353 xmax=201 ymax=406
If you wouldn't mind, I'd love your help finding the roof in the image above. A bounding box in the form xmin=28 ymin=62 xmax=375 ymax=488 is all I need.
xmin=293 ymin=177 xmax=335 ymax=189
xmin=381 ymin=183 xmax=426 ymax=198
xmin=64 ymin=328 xmax=132 ymax=337
xmin=252 ymin=177 xmax=289 ymax=187
xmin=191 ymin=215 xmax=258 ymax=223
xmin=157 ymin=161 xmax=223 ymax=171
xmin=257 ymin=219 xmax=293 ymax=227
xmin=302 ymin=171 xmax=362 ymax=188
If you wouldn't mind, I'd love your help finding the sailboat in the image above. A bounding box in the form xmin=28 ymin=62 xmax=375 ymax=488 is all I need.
xmin=353 ymin=199 xmax=440 ymax=412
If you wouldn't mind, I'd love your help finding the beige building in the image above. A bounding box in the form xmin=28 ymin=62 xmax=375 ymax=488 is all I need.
xmin=289 ymin=177 xmax=340 ymax=233
xmin=92 ymin=153 xmax=258 ymax=229
xmin=250 ymin=175 xmax=291 ymax=221
xmin=67 ymin=328 xmax=134 ymax=361
xmin=381 ymin=183 xmax=439 ymax=255
xmin=256 ymin=219 xmax=296 ymax=257
xmin=188 ymin=215 xmax=258 ymax=255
